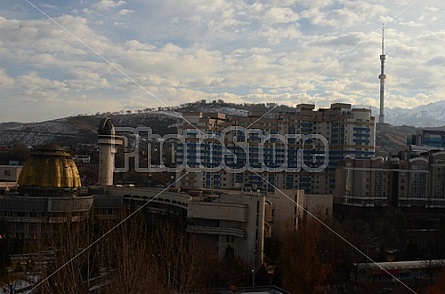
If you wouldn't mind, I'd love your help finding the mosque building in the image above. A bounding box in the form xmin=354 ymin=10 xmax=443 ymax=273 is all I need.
xmin=0 ymin=144 xmax=93 ymax=242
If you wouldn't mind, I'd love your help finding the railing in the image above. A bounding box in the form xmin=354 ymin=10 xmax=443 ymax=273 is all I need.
xmin=343 ymin=196 xmax=387 ymax=207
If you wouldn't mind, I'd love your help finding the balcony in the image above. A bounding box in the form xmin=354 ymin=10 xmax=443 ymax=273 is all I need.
xmin=187 ymin=225 xmax=245 ymax=238
xmin=343 ymin=196 xmax=387 ymax=207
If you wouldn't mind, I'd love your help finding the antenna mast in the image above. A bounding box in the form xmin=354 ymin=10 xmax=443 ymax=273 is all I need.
xmin=379 ymin=24 xmax=386 ymax=124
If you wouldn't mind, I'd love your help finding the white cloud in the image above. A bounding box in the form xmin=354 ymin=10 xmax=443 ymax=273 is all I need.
xmin=425 ymin=6 xmax=439 ymax=12
xmin=118 ymin=9 xmax=134 ymax=16
xmin=258 ymin=25 xmax=301 ymax=45
xmin=0 ymin=0 xmax=444 ymax=122
xmin=399 ymin=21 xmax=422 ymax=27
xmin=15 ymin=72 xmax=69 ymax=102
xmin=64 ymin=70 xmax=112 ymax=91
xmin=93 ymin=0 xmax=126 ymax=11
xmin=261 ymin=7 xmax=299 ymax=24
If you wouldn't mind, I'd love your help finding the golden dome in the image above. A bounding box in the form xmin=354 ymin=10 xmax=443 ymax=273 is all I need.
xmin=18 ymin=144 xmax=81 ymax=196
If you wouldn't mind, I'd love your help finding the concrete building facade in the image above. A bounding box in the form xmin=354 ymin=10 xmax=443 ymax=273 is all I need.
xmin=266 ymin=189 xmax=332 ymax=241
xmin=176 ymin=103 xmax=375 ymax=194
xmin=0 ymin=165 xmax=22 ymax=183
xmin=335 ymin=151 xmax=445 ymax=209
xmin=0 ymin=165 xmax=21 ymax=195
xmin=187 ymin=190 xmax=265 ymax=269
xmin=407 ymin=130 xmax=445 ymax=149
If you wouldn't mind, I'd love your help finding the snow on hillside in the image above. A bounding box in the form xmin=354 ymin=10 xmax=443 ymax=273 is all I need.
xmin=194 ymin=106 xmax=250 ymax=116
xmin=13 ymin=119 xmax=80 ymax=134
xmin=372 ymin=101 xmax=445 ymax=127
xmin=0 ymin=117 xmax=96 ymax=147
xmin=1 ymin=100 xmax=445 ymax=148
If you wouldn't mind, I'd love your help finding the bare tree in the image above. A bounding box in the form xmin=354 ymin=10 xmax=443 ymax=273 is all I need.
xmin=102 ymin=213 xmax=166 ymax=293
xmin=280 ymin=215 xmax=330 ymax=294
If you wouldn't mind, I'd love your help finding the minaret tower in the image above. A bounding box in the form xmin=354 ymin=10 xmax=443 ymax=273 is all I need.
xmin=379 ymin=24 xmax=386 ymax=124
xmin=98 ymin=118 xmax=122 ymax=186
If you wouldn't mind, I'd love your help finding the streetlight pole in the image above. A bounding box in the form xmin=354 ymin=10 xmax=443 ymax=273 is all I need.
xmin=251 ymin=269 xmax=255 ymax=287
xmin=365 ymin=237 xmax=378 ymax=284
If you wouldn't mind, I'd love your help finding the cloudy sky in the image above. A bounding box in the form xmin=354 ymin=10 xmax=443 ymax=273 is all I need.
xmin=0 ymin=0 xmax=444 ymax=122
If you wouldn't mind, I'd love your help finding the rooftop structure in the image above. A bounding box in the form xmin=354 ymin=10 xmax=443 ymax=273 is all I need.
xmin=18 ymin=144 xmax=81 ymax=197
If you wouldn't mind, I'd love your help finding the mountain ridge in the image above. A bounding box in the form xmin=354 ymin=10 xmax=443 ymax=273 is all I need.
xmin=1 ymin=100 xmax=444 ymax=154
xmin=3 ymin=99 xmax=445 ymax=127
xmin=372 ymin=100 xmax=445 ymax=127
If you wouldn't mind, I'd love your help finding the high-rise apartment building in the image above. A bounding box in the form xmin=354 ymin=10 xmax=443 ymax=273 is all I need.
xmin=335 ymin=156 xmax=393 ymax=207
xmin=407 ymin=130 xmax=445 ymax=149
xmin=176 ymin=103 xmax=375 ymax=194
xmin=335 ymin=151 xmax=445 ymax=209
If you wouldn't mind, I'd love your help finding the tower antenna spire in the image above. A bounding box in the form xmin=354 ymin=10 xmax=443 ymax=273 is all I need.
xmin=378 ymin=24 xmax=386 ymax=124
xmin=382 ymin=24 xmax=385 ymax=55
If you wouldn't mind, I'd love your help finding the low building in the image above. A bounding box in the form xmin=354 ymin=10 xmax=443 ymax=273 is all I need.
xmin=94 ymin=185 xmax=330 ymax=270
xmin=266 ymin=189 xmax=332 ymax=241
xmin=73 ymin=154 xmax=91 ymax=163
xmin=0 ymin=165 xmax=21 ymax=182
xmin=0 ymin=164 xmax=22 ymax=194
xmin=354 ymin=259 xmax=445 ymax=283
xmin=186 ymin=189 xmax=265 ymax=269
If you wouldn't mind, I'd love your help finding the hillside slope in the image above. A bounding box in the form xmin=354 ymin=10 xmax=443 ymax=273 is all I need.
xmin=0 ymin=101 xmax=442 ymax=155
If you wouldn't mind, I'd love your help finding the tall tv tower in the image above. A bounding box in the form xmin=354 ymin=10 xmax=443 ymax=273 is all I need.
xmin=379 ymin=24 xmax=386 ymax=124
